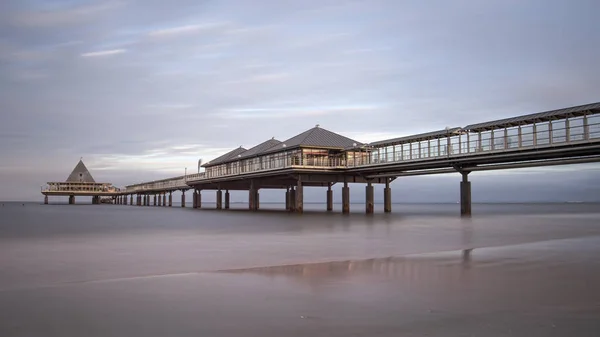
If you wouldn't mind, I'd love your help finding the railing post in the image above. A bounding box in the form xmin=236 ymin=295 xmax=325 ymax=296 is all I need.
xmin=533 ymin=123 xmax=537 ymax=146
xmin=583 ymin=114 xmax=590 ymax=140
xmin=548 ymin=121 xmax=553 ymax=145
xmin=518 ymin=126 xmax=522 ymax=147
xmin=565 ymin=118 xmax=570 ymax=142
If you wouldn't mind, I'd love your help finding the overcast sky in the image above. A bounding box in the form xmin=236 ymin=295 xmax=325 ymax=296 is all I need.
xmin=1 ymin=0 xmax=599 ymax=201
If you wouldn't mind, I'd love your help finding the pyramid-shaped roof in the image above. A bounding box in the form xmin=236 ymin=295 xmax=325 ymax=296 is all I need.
xmin=238 ymin=138 xmax=282 ymax=160
xmin=66 ymin=159 xmax=96 ymax=183
xmin=262 ymin=125 xmax=362 ymax=154
xmin=202 ymin=146 xmax=247 ymax=167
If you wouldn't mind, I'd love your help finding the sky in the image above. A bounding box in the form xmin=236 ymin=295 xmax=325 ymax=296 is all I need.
xmin=1 ymin=0 xmax=599 ymax=201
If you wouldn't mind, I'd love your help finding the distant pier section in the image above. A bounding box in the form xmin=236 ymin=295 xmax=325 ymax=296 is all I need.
xmin=42 ymin=101 xmax=600 ymax=214
xmin=42 ymin=160 xmax=122 ymax=205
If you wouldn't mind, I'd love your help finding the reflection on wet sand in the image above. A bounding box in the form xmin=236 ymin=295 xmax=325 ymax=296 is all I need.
xmin=218 ymin=248 xmax=492 ymax=289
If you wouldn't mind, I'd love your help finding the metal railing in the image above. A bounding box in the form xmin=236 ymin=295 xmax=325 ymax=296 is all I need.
xmin=361 ymin=120 xmax=600 ymax=166
xmin=122 ymin=118 xmax=600 ymax=191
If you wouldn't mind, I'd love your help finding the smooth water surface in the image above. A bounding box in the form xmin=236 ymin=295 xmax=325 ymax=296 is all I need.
xmin=1 ymin=202 xmax=599 ymax=336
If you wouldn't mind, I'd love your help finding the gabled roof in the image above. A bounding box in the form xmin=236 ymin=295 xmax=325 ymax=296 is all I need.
xmin=238 ymin=138 xmax=282 ymax=160
xmin=368 ymin=127 xmax=463 ymax=147
xmin=464 ymin=102 xmax=600 ymax=132
xmin=202 ymin=147 xmax=247 ymax=167
xmin=262 ymin=125 xmax=362 ymax=155
xmin=66 ymin=159 xmax=96 ymax=183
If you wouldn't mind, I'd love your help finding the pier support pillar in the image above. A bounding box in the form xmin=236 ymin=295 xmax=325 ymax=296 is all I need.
xmin=326 ymin=183 xmax=333 ymax=211
xmin=44 ymin=195 xmax=48 ymax=205
xmin=249 ymin=181 xmax=257 ymax=211
xmin=181 ymin=191 xmax=186 ymax=207
xmin=169 ymin=192 xmax=173 ymax=207
xmin=197 ymin=191 xmax=202 ymax=208
xmin=145 ymin=194 xmax=149 ymax=206
xmin=216 ymin=190 xmax=223 ymax=209
xmin=130 ymin=195 xmax=133 ymax=206
xmin=162 ymin=193 xmax=166 ymax=207
xmin=289 ymin=187 xmax=296 ymax=212
xmin=225 ymin=190 xmax=230 ymax=209
xmin=69 ymin=195 xmax=75 ymax=205
xmin=342 ymin=181 xmax=350 ymax=214
xmin=460 ymin=172 xmax=472 ymax=216
xmin=193 ymin=189 xmax=198 ymax=209
xmin=384 ymin=178 xmax=392 ymax=213
xmin=295 ymin=179 xmax=303 ymax=213
xmin=365 ymin=182 xmax=374 ymax=214
xmin=153 ymin=195 xmax=157 ymax=206
xmin=124 ymin=195 xmax=128 ymax=205
xmin=137 ymin=195 xmax=141 ymax=206
xmin=285 ymin=187 xmax=290 ymax=211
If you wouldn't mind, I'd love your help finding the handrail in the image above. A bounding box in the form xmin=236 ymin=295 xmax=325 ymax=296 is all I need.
xmin=109 ymin=119 xmax=600 ymax=191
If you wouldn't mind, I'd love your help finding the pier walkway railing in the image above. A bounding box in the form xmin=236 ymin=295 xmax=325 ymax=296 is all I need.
xmin=118 ymin=111 xmax=600 ymax=193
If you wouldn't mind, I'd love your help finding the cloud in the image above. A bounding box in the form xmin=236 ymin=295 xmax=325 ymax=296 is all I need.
xmin=81 ymin=49 xmax=126 ymax=57
xmin=147 ymin=22 xmax=230 ymax=38
xmin=217 ymin=104 xmax=381 ymax=120
xmin=12 ymin=1 xmax=124 ymax=27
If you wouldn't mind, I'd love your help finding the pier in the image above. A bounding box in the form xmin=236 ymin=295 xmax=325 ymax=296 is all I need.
xmin=42 ymin=102 xmax=600 ymax=215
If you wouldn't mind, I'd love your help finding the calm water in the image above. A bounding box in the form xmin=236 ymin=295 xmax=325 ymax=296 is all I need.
xmin=1 ymin=202 xmax=599 ymax=336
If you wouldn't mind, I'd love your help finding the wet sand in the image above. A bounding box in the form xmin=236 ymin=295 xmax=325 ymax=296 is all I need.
xmin=1 ymin=203 xmax=599 ymax=336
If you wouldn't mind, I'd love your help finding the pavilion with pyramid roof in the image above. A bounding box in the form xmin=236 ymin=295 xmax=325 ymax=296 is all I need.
xmin=42 ymin=159 xmax=120 ymax=204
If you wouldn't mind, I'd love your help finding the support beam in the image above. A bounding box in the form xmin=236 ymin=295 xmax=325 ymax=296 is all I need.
xmin=460 ymin=172 xmax=472 ymax=216
xmin=130 ymin=195 xmax=133 ymax=206
xmin=69 ymin=195 xmax=75 ymax=205
xmin=295 ymin=178 xmax=303 ymax=213
xmin=198 ymin=190 xmax=202 ymax=208
xmin=153 ymin=195 xmax=157 ymax=206
xmin=181 ymin=191 xmax=186 ymax=207
xmin=256 ymin=190 xmax=260 ymax=210
xmin=225 ymin=190 xmax=230 ymax=209
xmin=365 ymin=182 xmax=374 ymax=214
xmin=384 ymin=178 xmax=392 ymax=213
xmin=285 ymin=187 xmax=290 ymax=211
xmin=326 ymin=183 xmax=333 ymax=211
xmin=216 ymin=189 xmax=223 ymax=209
xmin=342 ymin=181 xmax=350 ymax=214
xmin=162 ymin=193 xmax=166 ymax=207
xmin=249 ymin=181 xmax=257 ymax=211
xmin=124 ymin=195 xmax=128 ymax=205
xmin=289 ymin=186 xmax=296 ymax=212
xmin=44 ymin=195 xmax=48 ymax=205
xmin=169 ymin=192 xmax=173 ymax=207
xmin=193 ymin=189 xmax=198 ymax=209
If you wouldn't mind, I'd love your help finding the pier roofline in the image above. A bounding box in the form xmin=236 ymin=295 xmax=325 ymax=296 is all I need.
xmin=201 ymin=124 xmax=364 ymax=169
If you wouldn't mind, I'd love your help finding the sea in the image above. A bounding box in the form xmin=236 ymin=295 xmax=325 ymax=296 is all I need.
xmin=1 ymin=201 xmax=599 ymax=336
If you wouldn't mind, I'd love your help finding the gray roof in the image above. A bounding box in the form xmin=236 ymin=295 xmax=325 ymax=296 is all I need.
xmin=238 ymin=138 xmax=282 ymax=160
xmin=66 ymin=159 xmax=96 ymax=183
xmin=261 ymin=125 xmax=362 ymax=155
xmin=464 ymin=102 xmax=600 ymax=132
xmin=367 ymin=127 xmax=463 ymax=147
xmin=202 ymin=147 xmax=247 ymax=167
